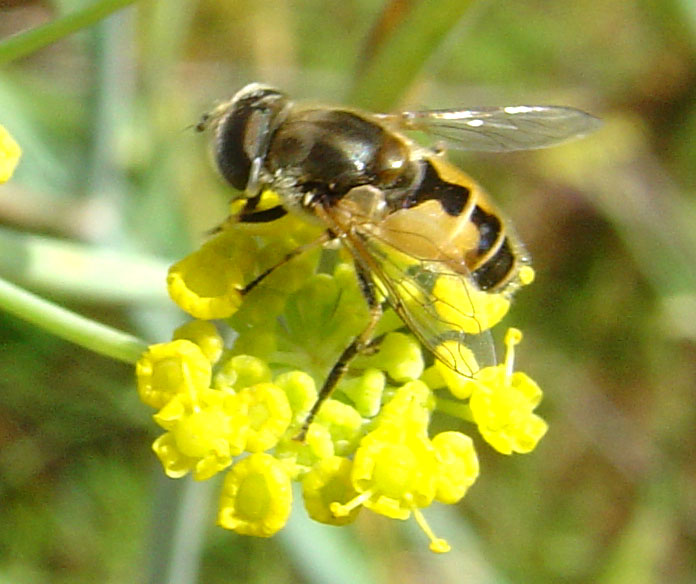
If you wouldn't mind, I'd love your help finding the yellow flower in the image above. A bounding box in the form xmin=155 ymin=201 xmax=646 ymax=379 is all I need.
xmin=349 ymin=427 xmax=437 ymax=520
xmin=135 ymin=340 xmax=212 ymax=410
xmin=218 ymin=453 xmax=293 ymax=537
xmin=273 ymin=370 xmax=318 ymax=423
xmin=329 ymin=383 xmax=454 ymax=552
xmin=0 ymin=125 xmax=21 ymax=183
xmin=356 ymin=332 xmax=423 ymax=382
xmin=302 ymin=456 xmax=360 ymax=525
xmin=432 ymin=274 xmax=510 ymax=334
xmin=376 ymin=380 xmax=433 ymax=431
xmin=152 ymin=390 xmax=248 ymax=480
xmin=337 ymin=384 xmax=437 ymax=521
xmin=173 ymin=320 xmax=224 ymax=364
xmin=432 ymin=340 xmax=480 ymax=398
xmin=235 ymin=382 xmax=292 ymax=452
xmin=213 ymin=354 xmax=272 ymax=392
xmin=136 ymin=177 xmax=546 ymax=553
xmin=312 ymin=399 xmax=363 ymax=457
xmin=470 ymin=371 xmax=548 ymax=454
xmin=469 ymin=329 xmax=548 ymax=454
xmin=339 ymin=368 xmax=385 ymax=417
xmin=166 ymin=234 xmax=248 ymax=319
xmin=432 ymin=431 xmax=479 ymax=504
xmin=274 ymin=422 xmax=335 ymax=470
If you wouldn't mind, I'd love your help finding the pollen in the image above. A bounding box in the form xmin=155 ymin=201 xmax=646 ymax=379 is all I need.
xmin=519 ymin=265 xmax=536 ymax=286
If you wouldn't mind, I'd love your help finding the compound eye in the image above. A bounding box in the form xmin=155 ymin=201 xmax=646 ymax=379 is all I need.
xmin=214 ymin=106 xmax=256 ymax=191
xmin=212 ymin=87 xmax=285 ymax=192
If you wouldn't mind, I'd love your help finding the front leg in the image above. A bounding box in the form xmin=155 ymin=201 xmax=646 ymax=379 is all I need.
xmin=295 ymin=264 xmax=383 ymax=440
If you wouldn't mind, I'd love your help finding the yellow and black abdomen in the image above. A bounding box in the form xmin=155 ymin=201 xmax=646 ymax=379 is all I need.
xmin=384 ymin=154 xmax=527 ymax=294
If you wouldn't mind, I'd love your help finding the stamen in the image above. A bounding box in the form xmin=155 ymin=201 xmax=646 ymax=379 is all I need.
xmin=503 ymin=328 xmax=522 ymax=384
xmin=181 ymin=362 xmax=201 ymax=412
xmin=330 ymin=490 xmax=373 ymax=517
xmin=412 ymin=507 xmax=451 ymax=553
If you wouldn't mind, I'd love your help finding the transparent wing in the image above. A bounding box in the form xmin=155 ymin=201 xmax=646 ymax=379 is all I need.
xmin=377 ymin=105 xmax=601 ymax=152
xmin=338 ymin=223 xmax=497 ymax=377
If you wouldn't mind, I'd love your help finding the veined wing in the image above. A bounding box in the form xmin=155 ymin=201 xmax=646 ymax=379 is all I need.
xmin=377 ymin=105 xmax=601 ymax=152
xmin=339 ymin=221 xmax=498 ymax=378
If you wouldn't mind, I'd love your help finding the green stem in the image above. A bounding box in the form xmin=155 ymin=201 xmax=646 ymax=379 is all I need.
xmin=0 ymin=275 xmax=147 ymax=363
xmin=435 ymin=395 xmax=475 ymax=422
xmin=0 ymin=0 xmax=141 ymax=65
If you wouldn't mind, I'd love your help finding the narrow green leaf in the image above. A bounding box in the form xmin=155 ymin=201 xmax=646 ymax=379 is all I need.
xmin=348 ymin=0 xmax=477 ymax=110
xmin=0 ymin=0 xmax=141 ymax=65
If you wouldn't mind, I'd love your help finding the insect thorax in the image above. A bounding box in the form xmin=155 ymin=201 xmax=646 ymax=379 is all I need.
xmin=265 ymin=108 xmax=416 ymax=206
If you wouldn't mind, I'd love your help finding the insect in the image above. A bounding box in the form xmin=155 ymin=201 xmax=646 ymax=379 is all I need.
xmin=197 ymin=83 xmax=599 ymax=437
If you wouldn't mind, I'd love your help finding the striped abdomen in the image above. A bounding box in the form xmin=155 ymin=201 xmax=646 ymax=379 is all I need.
xmin=376 ymin=155 xmax=527 ymax=293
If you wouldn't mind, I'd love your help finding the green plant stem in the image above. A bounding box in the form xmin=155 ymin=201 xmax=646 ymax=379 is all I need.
xmin=0 ymin=275 xmax=147 ymax=363
xmin=0 ymin=0 xmax=141 ymax=65
xmin=435 ymin=396 xmax=475 ymax=422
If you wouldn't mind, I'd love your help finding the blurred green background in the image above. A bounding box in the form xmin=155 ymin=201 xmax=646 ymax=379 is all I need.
xmin=1 ymin=0 xmax=695 ymax=582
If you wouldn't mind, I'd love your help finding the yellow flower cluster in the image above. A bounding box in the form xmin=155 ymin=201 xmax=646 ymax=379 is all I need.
xmin=135 ymin=191 xmax=548 ymax=553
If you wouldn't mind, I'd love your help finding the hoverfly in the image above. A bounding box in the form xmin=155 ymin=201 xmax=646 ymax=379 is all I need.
xmin=197 ymin=83 xmax=599 ymax=437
